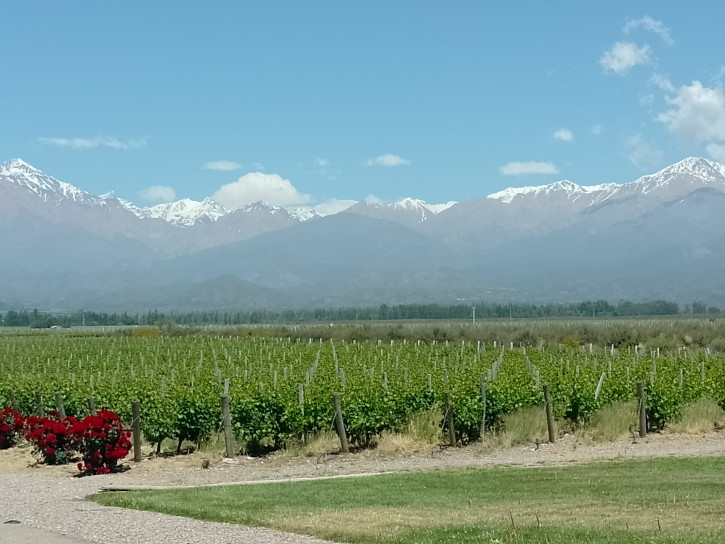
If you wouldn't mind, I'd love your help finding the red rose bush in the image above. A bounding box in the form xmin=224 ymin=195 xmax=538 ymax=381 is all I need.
xmin=0 ymin=407 xmax=25 ymax=449
xmin=74 ymin=409 xmax=132 ymax=475
xmin=21 ymin=409 xmax=132 ymax=475
xmin=24 ymin=412 xmax=80 ymax=465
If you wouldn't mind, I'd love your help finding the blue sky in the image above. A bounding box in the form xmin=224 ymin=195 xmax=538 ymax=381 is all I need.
xmin=2 ymin=2 xmax=725 ymax=211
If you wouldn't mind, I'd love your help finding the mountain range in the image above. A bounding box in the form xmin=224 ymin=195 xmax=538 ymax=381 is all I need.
xmin=1 ymin=157 xmax=724 ymax=312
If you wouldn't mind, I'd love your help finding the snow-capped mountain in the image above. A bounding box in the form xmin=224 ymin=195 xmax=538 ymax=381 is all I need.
xmin=0 ymin=158 xmax=99 ymax=205
xmin=2 ymin=156 xmax=725 ymax=312
xmin=487 ymin=157 xmax=725 ymax=207
xmin=139 ymin=198 xmax=228 ymax=227
xmin=391 ymin=197 xmax=457 ymax=216
xmin=487 ymin=180 xmax=619 ymax=205
xmin=622 ymin=157 xmax=725 ymax=197
xmin=347 ymin=197 xmax=458 ymax=226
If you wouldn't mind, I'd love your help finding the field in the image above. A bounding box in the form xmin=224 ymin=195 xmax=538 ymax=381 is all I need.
xmin=2 ymin=320 xmax=725 ymax=453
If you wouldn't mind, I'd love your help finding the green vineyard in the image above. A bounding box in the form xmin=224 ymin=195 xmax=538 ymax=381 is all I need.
xmin=2 ymin=333 xmax=724 ymax=452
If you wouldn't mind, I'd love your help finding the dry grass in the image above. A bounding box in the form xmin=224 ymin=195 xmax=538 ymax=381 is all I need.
xmin=497 ymin=406 xmax=550 ymax=447
xmin=375 ymin=431 xmax=428 ymax=454
xmin=406 ymin=406 xmax=443 ymax=442
xmin=670 ymin=399 xmax=725 ymax=434
xmin=295 ymin=430 xmax=341 ymax=457
xmin=268 ymin=496 xmax=725 ymax=540
xmin=587 ymin=400 xmax=637 ymax=442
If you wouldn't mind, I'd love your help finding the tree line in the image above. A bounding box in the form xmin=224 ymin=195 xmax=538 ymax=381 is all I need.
xmin=0 ymin=299 xmax=719 ymax=329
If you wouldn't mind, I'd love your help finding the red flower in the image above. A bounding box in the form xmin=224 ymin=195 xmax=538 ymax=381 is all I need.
xmin=98 ymin=410 xmax=119 ymax=421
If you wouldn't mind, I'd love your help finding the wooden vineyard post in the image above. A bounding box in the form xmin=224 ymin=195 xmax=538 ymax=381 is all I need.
xmin=543 ymin=385 xmax=556 ymax=444
xmin=445 ymin=392 xmax=457 ymax=447
xmin=87 ymin=396 xmax=97 ymax=416
xmin=479 ymin=377 xmax=487 ymax=440
xmin=35 ymin=392 xmax=44 ymax=416
xmin=220 ymin=394 xmax=235 ymax=458
xmin=298 ymin=383 xmax=305 ymax=444
xmin=131 ymin=399 xmax=142 ymax=462
xmin=9 ymin=389 xmax=18 ymax=411
xmin=331 ymin=393 xmax=349 ymax=453
xmin=637 ymin=381 xmax=647 ymax=438
xmin=55 ymin=392 xmax=66 ymax=419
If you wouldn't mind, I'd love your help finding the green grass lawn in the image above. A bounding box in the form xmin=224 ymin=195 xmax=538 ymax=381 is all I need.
xmin=92 ymin=457 xmax=725 ymax=544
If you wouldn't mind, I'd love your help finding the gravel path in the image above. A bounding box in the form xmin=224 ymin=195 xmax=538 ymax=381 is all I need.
xmin=1 ymin=431 xmax=724 ymax=544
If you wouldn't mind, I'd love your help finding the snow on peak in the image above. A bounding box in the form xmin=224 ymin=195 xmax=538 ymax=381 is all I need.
xmin=375 ymin=198 xmax=455 ymax=222
xmin=287 ymin=207 xmax=320 ymax=221
xmin=487 ymin=156 xmax=725 ymax=206
xmin=142 ymin=197 xmax=227 ymax=226
xmin=487 ymin=180 xmax=615 ymax=204
xmin=389 ymin=197 xmax=455 ymax=215
xmin=241 ymin=200 xmax=280 ymax=213
xmin=630 ymin=157 xmax=725 ymax=194
xmin=0 ymin=158 xmax=92 ymax=203
xmin=390 ymin=197 xmax=456 ymax=213
xmin=393 ymin=197 xmax=428 ymax=210
xmin=1 ymin=158 xmax=37 ymax=173
xmin=425 ymin=201 xmax=457 ymax=214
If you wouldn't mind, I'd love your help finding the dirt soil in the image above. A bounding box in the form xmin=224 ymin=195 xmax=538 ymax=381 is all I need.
xmin=3 ymin=430 xmax=724 ymax=487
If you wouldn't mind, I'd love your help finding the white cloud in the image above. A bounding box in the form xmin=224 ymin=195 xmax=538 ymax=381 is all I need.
xmin=640 ymin=94 xmax=655 ymax=107
xmin=650 ymin=73 xmax=674 ymax=92
xmin=364 ymin=154 xmax=410 ymax=167
xmin=706 ymin=143 xmax=725 ymax=163
xmin=623 ymin=16 xmax=674 ymax=46
xmin=204 ymin=160 xmax=241 ymax=171
xmin=499 ymin=161 xmax=559 ymax=175
xmin=364 ymin=194 xmax=385 ymax=204
xmin=140 ymin=185 xmax=176 ymax=204
xmin=314 ymin=158 xmax=330 ymax=167
xmin=212 ymin=172 xmax=311 ymax=210
xmin=624 ymin=134 xmax=662 ymax=170
xmin=591 ymin=124 xmax=603 ymax=136
xmin=313 ymin=199 xmax=357 ymax=216
xmin=553 ymin=128 xmax=574 ymax=142
xmin=599 ymin=42 xmax=650 ymax=74
xmin=38 ymin=135 xmax=147 ymax=150
xmin=657 ymin=81 xmax=725 ymax=144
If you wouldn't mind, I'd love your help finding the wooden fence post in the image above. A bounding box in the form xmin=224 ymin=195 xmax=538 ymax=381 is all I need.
xmin=87 ymin=397 xmax=97 ymax=415
xmin=637 ymin=381 xmax=647 ymax=438
xmin=220 ymin=394 xmax=235 ymax=458
xmin=445 ymin=392 xmax=456 ymax=447
xmin=479 ymin=377 xmax=487 ymax=440
xmin=298 ymin=383 xmax=305 ymax=444
xmin=55 ymin=392 xmax=66 ymax=419
xmin=131 ymin=399 xmax=142 ymax=462
xmin=543 ymin=385 xmax=556 ymax=443
xmin=331 ymin=393 xmax=349 ymax=453
xmin=35 ymin=392 xmax=44 ymax=416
